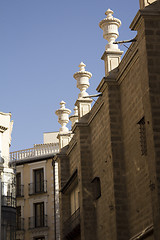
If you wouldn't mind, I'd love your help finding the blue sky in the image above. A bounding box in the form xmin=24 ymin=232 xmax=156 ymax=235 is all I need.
xmin=0 ymin=0 xmax=139 ymax=152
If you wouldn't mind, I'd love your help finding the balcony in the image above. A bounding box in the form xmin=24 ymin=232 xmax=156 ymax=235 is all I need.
xmin=1 ymin=195 xmax=16 ymax=208
xmin=29 ymin=215 xmax=48 ymax=229
xmin=16 ymin=218 xmax=24 ymax=231
xmin=16 ymin=185 xmax=24 ymax=197
xmin=10 ymin=143 xmax=59 ymax=161
xmin=63 ymin=208 xmax=80 ymax=239
xmin=28 ymin=180 xmax=47 ymax=195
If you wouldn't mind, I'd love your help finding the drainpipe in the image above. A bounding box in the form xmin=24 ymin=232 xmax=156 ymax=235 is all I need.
xmin=52 ymin=159 xmax=57 ymax=240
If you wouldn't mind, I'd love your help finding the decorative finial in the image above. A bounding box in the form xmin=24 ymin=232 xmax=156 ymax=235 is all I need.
xmin=79 ymin=62 xmax=86 ymax=71
xmin=60 ymin=100 xmax=66 ymax=109
xmin=55 ymin=101 xmax=71 ymax=133
xmin=73 ymin=106 xmax=78 ymax=115
xmin=73 ymin=62 xmax=92 ymax=99
xmin=69 ymin=106 xmax=78 ymax=128
xmin=99 ymin=9 xmax=121 ymax=50
xmin=105 ymin=9 xmax=114 ymax=19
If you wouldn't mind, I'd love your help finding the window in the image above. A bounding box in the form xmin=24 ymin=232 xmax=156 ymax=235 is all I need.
xmin=34 ymin=168 xmax=44 ymax=193
xmin=138 ymin=117 xmax=147 ymax=155
xmin=35 ymin=202 xmax=44 ymax=228
xmin=29 ymin=200 xmax=48 ymax=229
xmin=16 ymin=173 xmax=23 ymax=197
xmin=92 ymin=177 xmax=101 ymax=200
xmin=16 ymin=206 xmax=22 ymax=230
xmin=70 ymin=185 xmax=80 ymax=215
xmin=29 ymin=168 xmax=47 ymax=195
xmin=29 ymin=162 xmax=47 ymax=195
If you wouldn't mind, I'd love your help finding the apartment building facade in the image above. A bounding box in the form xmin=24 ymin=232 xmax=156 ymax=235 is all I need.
xmin=55 ymin=1 xmax=160 ymax=240
xmin=10 ymin=132 xmax=60 ymax=240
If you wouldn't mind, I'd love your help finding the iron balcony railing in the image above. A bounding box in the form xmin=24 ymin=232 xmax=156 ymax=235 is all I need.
xmin=1 ymin=182 xmax=16 ymax=207
xmin=16 ymin=218 xmax=24 ymax=231
xmin=29 ymin=215 xmax=48 ymax=229
xmin=28 ymin=180 xmax=47 ymax=195
xmin=10 ymin=143 xmax=59 ymax=161
xmin=63 ymin=208 xmax=80 ymax=238
xmin=16 ymin=185 xmax=24 ymax=197
xmin=1 ymin=195 xmax=16 ymax=208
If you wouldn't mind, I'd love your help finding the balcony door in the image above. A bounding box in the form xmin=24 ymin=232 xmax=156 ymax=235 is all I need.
xmin=16 ymin=206 xmax=21 ymax=230
xmin=34 ymin=168 xmax=44 ymax=193
xmin=16 ymin=173 xmax=21 ymax=196
xmin=35 ymin=202 xmax=44 ymax=228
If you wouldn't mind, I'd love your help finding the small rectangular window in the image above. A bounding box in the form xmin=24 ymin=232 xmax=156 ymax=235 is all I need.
xmin=16 ymin=173 xmax=22 ymax=197
xmin=92 ymin=177 xmax=101 ymax=200
xmin=70 ymin=185 xmax=80 ymax=215
xmin=138 ymin=117 xmax=147 ymax=155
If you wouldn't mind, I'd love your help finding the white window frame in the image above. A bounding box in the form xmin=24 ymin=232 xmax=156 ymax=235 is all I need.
xmin=28 ymin=161 xmax=47 ymax=184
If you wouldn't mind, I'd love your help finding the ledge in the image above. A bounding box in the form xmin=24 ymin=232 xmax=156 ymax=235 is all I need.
xmin=60 ymin=169 xmax=78 ymax=194
xmin=130 ymin=2 xmax=160 ymax=30
xmin=10 ymin=153 xmax=56 ymax=166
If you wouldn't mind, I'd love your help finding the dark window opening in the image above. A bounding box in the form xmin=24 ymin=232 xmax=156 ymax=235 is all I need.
xmin=91 ymin=177 xmax=101 ymax=200
xmin=16 ymin=206 xmax=21 ymax=226
xmin=138 ymin=117 xmax=147 ymax=155
xmin=35 ymin=202 xmax=44 ymax=228
xmin=16 ymin=206 xmax=24 ymax=230
xmin=16 ymin=173 xmax=23 ymax=197
xmin=34 ymin=168 xmax=44 ymax=193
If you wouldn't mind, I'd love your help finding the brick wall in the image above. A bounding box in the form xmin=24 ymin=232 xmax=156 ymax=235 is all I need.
xmin=119 ymin=37 xmax=153 ymax=237
xmin=57 ymin=2 xmax=160 ymax=240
